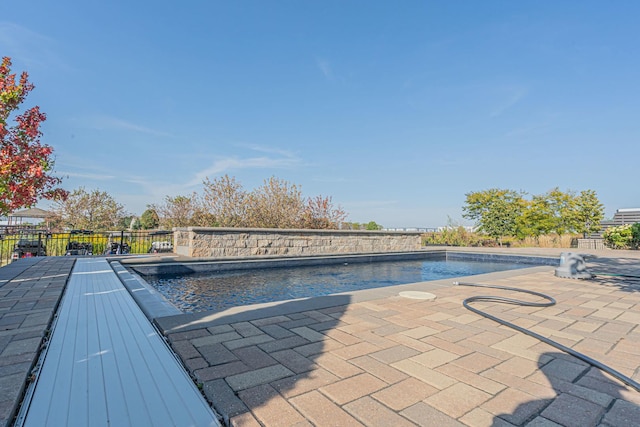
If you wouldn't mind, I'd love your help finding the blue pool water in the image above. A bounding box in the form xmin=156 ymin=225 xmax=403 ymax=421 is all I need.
xmin=146 ymin=258 xmax=529 ymax=313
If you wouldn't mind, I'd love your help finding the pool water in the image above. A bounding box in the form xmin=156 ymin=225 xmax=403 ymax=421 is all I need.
xmin=146 ymin=259 xmax=528 ymax=313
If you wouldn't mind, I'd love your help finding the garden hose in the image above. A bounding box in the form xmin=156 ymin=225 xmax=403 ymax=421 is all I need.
xmin=453 ymin=281 xmax=640 ymax=393
xmin=591 ymin=272 xmax=640 ymax=281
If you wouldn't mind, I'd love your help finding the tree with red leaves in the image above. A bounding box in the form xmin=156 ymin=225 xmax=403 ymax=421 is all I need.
xmin=0 ymin=56 xmax=67 ymax=215
xmin=300 ymin=195 xmax=347 ymax=229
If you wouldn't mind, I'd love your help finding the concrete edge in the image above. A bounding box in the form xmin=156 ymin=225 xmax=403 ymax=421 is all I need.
xmin=121 ymin=249 xmax=559 ymax=278
xmin=122 ymin=250 xmax=448 ymax=276
xmin=110 ymin=261 xmax=182 ymax=320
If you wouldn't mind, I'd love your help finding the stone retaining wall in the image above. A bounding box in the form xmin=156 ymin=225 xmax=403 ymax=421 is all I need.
xmin=173 ymin=227 xmax=423 ymax=258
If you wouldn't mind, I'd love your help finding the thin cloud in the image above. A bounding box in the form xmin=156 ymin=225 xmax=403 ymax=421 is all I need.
xmin=504 ymin=113 xmax=558 ymax=139
xmin=235 ymin=143 xmax=297 ymax=158
xmin=312 ymin=176 xmax=351 ymax=184
xmin=490 ymin=87 xmax=528 ymax=117
xmin=346 ymin=200 xmax=398 ymax=209
xmin=186 ymin=151 xmax=301 ymax=187
xmin=437 ymin=155 xmax=469 ymax=166
xmin=124 ymin=176 xmax=189 ymax=202
xmin=122 ymin=145 xmax=302 ymax=193
xmin=505 ymin=122 xmax=552 ymax=139
xmin=55 ymin=158 xmax=120 ymax=182
xmin=86 ymin=115 xmax=172 ymax=137
xmin=59 ymin=171 xmax=117 ymax=181
xmin=0 ymin=21 xmax=68 ymax=70
xmin=316 ymin=58 xmax=333 ymax=79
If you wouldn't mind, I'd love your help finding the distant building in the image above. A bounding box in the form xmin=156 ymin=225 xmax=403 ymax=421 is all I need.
xmin=604 ymin=208 xmax=640 ymax=225
xmin=437 ymin=225 xmax=475 ymax=232
xmin=592 ymin=208 xmax=640 ymax=237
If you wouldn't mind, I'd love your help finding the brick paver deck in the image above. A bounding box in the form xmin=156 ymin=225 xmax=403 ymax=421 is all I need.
xmin=1 ymin=249 xmax=639 ymax=427
xmin=155 ymin=249 xmax=640 ymax=426
xmin=0 ymin=257 xmax=75 ymax=427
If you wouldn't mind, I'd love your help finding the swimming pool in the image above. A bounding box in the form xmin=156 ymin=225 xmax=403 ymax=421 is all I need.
xmin=144 ymin=256 xmax=537 ymax=313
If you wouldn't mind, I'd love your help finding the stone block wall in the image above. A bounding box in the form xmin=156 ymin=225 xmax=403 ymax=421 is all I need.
xmin=173 ymin=227 xmax=422 ymax=258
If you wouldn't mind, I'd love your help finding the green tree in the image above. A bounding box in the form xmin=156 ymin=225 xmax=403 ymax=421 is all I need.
xmin=117 ymin=215 xmax=138 ymax=230
xmin=632 ymin=223 xmax=640 ymax=249
xmin=365 ymin=221 xmax=383 ymax=230
xmin=53 ymin=187 xmax=127 ymax=230
xmin=546 ymin=188 xmax=576 ymax=237
xmin=572 ymin=190 xmax=604 ymax=238
xmin=462 ymin=188 xmax=525 ymax=246
xmin=517 ymin=196 xmax=555 ymax=239
xmin=139 ymin=208 xmax=160 ymax=229
xmin=517 ymin=188 xmax=576 ymax=240
xmin=344 ymin=222 xmax=361 ymax=230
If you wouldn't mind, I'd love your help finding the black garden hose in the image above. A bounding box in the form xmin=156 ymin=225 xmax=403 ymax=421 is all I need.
xmin=592 ymin=272 xmax=640 ymax=280
xmin=453 ymin=281 xmax=640 ymax=393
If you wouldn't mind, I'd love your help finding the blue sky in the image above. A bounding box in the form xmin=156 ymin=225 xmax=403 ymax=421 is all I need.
xmin=2 ymin=1 xmax=639 ymax=227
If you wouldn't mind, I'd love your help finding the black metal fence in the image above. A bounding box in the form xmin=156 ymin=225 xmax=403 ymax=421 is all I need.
xmin=0 ymin=229 xmax=174 ymax=266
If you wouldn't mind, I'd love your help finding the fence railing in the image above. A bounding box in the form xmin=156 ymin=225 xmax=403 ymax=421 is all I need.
xmin=0 ymin=229 xmax=174 ymax=266
xmin=576 ymin=238 xmax=606 ymax=250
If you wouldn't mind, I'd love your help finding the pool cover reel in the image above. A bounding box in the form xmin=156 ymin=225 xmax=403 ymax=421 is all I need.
xmin=453 ymin=281 xmax=640 ymax=393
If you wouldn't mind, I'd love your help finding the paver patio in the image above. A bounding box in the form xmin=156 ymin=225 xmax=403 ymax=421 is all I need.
xmin=1 ymin=248 xmax=639 ymax=426
xmin=155 ymin=249 xmax=640 ymax=426
xmin=0 ymin=258 xmax=75 ymax=427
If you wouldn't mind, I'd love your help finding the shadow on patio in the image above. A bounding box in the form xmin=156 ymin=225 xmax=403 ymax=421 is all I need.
xmin=155 ymin=294 xmax=356 ymax=425
xmin=492 ymin=351 xmax=638 ymax=426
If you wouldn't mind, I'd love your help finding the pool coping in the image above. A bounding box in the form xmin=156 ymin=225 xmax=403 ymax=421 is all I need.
xmin=121 ymin=249 xmax=558 ymax=277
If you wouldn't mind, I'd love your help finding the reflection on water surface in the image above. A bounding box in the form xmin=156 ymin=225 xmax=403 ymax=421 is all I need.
xmin=146 ymin=259 xmax=527 ymax=313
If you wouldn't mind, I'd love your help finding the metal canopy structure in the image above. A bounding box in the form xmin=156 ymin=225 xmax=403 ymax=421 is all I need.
xmin=7 ymin=207 xmax=54 ymax=227
xmin=9 ymin=207 xmax=53 ymax=218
